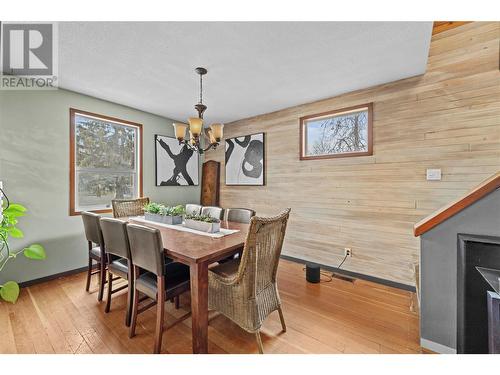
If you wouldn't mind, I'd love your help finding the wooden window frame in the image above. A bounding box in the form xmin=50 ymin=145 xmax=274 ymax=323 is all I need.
xmin=299 ymin=103 xmax=373 ymax=161
xmin=69 ymin=108 xmax=143 ymax=216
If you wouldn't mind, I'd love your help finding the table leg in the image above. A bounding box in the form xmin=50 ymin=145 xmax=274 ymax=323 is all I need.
xmin=190 ymin=261 xmax=209 ymax=354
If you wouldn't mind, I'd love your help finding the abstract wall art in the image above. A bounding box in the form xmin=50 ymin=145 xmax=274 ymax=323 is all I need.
xmin=225 ymin=133 xmax=265 ymax=185
xmin=155 ymin=135 xmax=199 ymax=186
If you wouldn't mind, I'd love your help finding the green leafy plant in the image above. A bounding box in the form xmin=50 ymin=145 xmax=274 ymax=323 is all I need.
xmin=0 ymin=199 xmax=46 ymax=303
xmin=184 ymin=214 xmax=220 ymax=223
xmin=144 ymin=202 xmax=162 ymax=214
xmin=145 ymin=203 xmax=185 ymax=216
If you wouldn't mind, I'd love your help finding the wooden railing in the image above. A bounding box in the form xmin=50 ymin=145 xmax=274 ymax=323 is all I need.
xmin=414 ymin=172 xmax=500 ymax=236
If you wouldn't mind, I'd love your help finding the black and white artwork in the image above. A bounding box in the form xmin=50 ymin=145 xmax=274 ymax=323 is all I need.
xmin=155 ymin=135 xmax=199 ymax=186
xmin=225 ymin=133 xmax=265 ymax=185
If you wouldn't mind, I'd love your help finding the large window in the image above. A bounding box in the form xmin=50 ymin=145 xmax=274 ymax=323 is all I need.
xmin=69 ymin=108 xmax=142 ymax=215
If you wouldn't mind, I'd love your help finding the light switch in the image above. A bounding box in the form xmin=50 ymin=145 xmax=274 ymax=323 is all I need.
xmin=426 ymin=169 xmax=442 ymax=181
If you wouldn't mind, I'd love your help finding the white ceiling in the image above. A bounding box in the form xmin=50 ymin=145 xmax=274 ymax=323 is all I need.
xmin=59 ymin=22 xmax=432 ymax=124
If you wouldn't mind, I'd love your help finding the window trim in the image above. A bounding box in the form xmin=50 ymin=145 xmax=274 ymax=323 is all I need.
xmin=69 ymin=108 xmax=143 ymax=216
xmin=299 ymin=103 xmax=373 ymax=160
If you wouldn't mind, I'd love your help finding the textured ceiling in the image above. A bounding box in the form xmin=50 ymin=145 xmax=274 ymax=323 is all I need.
xmin=59 ymin=22 xmax=433 ymax=124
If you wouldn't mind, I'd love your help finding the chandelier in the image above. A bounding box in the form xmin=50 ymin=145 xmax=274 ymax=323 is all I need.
xmin=172 ymin=67 xmax=224 ymax=154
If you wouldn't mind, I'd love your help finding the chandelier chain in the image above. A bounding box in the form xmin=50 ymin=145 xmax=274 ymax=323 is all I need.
xmin=199 ymin=73 xmax=203 ymax=104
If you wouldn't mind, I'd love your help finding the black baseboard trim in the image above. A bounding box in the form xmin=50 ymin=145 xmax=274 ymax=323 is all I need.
xmin=280 ymin=254 xmax=416 ymax=292
xmin=18 ymin=265 xmax=94 ymax=288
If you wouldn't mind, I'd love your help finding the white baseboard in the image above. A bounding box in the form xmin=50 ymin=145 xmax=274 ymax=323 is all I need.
xmin=420 ymin=338 xmax=457 ymax=354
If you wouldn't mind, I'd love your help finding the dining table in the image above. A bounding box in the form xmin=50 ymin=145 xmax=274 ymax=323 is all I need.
xmin=126 ymin=217 xmax=249 ymax=354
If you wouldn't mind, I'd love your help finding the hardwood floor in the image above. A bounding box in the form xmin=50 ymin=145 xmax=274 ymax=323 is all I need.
xmin=0 ymin=260 xmax=421 ymax=354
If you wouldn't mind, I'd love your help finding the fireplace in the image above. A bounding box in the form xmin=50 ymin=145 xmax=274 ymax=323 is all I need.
xmin=457 ymin=234 xmax=500 ymax=353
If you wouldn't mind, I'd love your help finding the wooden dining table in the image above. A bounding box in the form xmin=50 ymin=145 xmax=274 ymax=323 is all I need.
xmin=126 ymin=217 xmax=249 ymax=354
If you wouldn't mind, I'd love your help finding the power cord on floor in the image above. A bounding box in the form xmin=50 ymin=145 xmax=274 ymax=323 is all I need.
xmin=302 ymin=253 xmax=349 ymax=283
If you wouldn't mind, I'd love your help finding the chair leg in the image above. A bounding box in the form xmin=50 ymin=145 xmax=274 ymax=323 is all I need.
xmin=129 ymin=287 xmax=139 ymax=338
xmin=105 ymin=270 xmax=113 ymax=313
xmin=97 ymin=258 xmax=106 ymax=302
xmin=154 ymin=276 xmax=165 ymax=354
xmin=174 ymin=295 xmax=180 ymax=310
xmin=278 ymin=306 xmax=287 ymax=332
xmin=255 ymin=331 xmax=264 ymax=354
xmin=85 ymin=257 xmax=92 ymax=292
xmin=125 ymin=271 xmax=133 ymax=327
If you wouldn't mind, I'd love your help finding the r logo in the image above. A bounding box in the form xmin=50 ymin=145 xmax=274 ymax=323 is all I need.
xmin=2 ymin=23 xmax=53 ymax=76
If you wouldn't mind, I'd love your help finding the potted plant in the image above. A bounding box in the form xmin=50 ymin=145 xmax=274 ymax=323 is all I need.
xmin=0 ymin=185 xmax=46 ymax=303
xmin=184 ymin=214 xmax=221 ymax=233
xmin=144 ymin=202 xmax=184 ymax=225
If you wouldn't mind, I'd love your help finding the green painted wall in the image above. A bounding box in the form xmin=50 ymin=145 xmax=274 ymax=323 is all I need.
xmin=0 ymin=89 xmax=201 ymax=284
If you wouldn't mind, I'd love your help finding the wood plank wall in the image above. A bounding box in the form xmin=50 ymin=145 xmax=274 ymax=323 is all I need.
xmin=205 ymin=22 xmax=500 ymax=286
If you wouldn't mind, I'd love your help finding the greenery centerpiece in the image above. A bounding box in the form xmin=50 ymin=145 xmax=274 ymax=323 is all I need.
xmin=144 ymin=203 xmax=185 ymax=225
xmin=0 ymin=189 xmax=46 ymax=303
xmin=184 ymin=214 xmax=221 ymax=233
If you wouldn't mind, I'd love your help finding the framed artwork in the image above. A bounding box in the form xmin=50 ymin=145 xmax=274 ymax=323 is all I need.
xmin=300 ymin=103 xmax=373 ymax=160
xmin=225 ymin=133 xmax=265 ymax=186
xmin=155 ymin=135 xmax=199 ymax=186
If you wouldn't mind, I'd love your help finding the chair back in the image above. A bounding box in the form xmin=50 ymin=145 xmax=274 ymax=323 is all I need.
xmin=112 ymin=197 xmax=150 ymax=218
xmin=224 ymin=208 xmax=256 ymax=224
xmin=100 ymin=217 xmax=131 ymax=259
xmin=238 ymin=208 xmax=291 ymax=296
xmin=126 ymin=224 xmax=165 ymax=276
xmin=185 ymin=204 xmax=202 ymax=216
xmin=201 ymin=206 xmax=223 ymax=220
xmin=81 ymin=211 xmax=104 ymax=247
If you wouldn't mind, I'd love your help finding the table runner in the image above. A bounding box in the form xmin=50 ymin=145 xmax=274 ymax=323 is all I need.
xmin=130 ymin=216 xmax=240 ymax=238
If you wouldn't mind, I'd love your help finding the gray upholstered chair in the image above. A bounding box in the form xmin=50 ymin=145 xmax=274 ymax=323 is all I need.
xmin=100 ymin=217 xmax=133 ymax=326
xmin=208 ymin=208 xmax=291 ymax=354
xmin=81 ymin=211 xmax=107 ymax=302
xmin=185 ymin=203 xmax=202 ymax=216
xmin=112 ymin=197 xmax=150 ymax=218
xmin=224 ymin=208 xmax=256 ymax=224
xmin=127 ymin=223 xmax=191 ymax=354
xmin=201 ymin=206 xmax=224 ymax=220
xmin=220 ymin=208 xmax=256 ymax=263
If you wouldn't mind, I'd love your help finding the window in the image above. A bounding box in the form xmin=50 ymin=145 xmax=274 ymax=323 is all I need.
xmin=69 ymin=108 xmax=142 ymax=215
xmin=300 ymin=103 xmax=373 ymax=160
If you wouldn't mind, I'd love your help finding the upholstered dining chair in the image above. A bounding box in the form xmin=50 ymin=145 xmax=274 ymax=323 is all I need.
xmin=224 ymin=208 xmax=256 ymax=224
xmin=100 ymin=217 xmax=134 ymax=326
xmin=112 ymin=197 xmax=150 ymax=218
xmin=208 ymin=208 xmax=291 ymax=354
xmin=201 ymin=206 xmax=224 ymax=220
xmin=81 ymin=211 xmax=107 ymax=302
xmin=127 ymin=223 xmax=191 ymax=354
xmin=185 ymin=203 xmax=202 ymax=216
xmin=219 ymin=208 xmax=256 ymax=263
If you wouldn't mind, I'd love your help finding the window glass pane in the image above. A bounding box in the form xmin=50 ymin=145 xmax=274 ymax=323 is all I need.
xmin=76 ymin=172 xmax=136 ymax=212
xmin=75 ymin=114 xmax=137 ymax=170
xmin=305 ymin=109 xmax=368 ymax=156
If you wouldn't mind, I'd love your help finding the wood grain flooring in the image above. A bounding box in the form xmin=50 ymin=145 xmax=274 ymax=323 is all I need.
xmin=0 ymin=260 xmax=421 ymax=354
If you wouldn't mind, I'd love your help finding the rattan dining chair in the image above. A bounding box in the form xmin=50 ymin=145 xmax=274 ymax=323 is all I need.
xmin=201 ymin=206 xmax=224 ymax=220
xmin=100 ymin=217 xmax=134 ymax=326
xmin=127 ymin=223 xmax=191 ymax=354
xmin=81 ymin=211 xmax=107 ymax=302
xmin=208 ymin=208 xmax=291 ymax=354
xmin=185 ymin=204 xmax=202 ymax=216
xmin=112 ymin=197 xmax=150 ymax=218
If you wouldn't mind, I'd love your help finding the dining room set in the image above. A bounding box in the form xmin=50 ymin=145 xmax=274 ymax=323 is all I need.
xmin=81 ymin=197 xmax=291 ymax=354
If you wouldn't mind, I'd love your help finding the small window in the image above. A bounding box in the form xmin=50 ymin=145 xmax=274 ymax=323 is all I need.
xmin=300 ymin=103 xmax=373 ymax=160
xmin=69 ymin=108 xmax=142 ymax=215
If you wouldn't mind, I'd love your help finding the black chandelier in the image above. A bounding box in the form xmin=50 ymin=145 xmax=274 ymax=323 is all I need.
xmin=172 ymin=67 xmax=223 ymax=154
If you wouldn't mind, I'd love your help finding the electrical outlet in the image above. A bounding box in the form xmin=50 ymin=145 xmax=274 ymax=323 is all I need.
xmin=344 ymin=247 xmax=352 ymax=257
